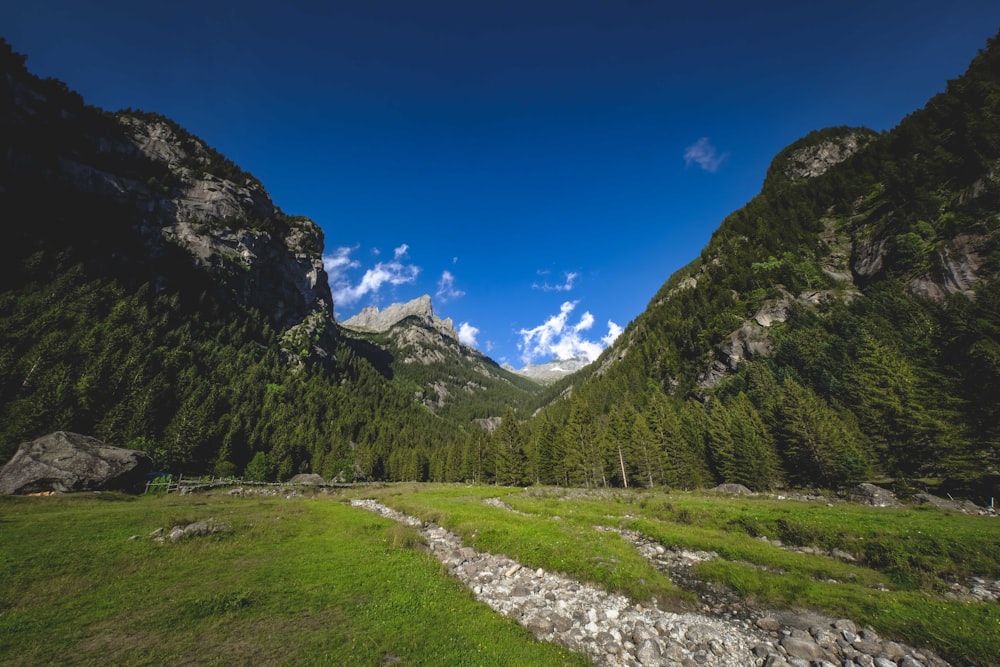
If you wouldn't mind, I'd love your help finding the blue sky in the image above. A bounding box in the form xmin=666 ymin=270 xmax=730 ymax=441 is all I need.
xmin=5 ymin=2 xmax=1000 ymax=367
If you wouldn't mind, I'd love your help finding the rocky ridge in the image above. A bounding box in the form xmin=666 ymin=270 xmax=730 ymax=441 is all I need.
xmin=2 ymin=53 xmax=334 ymax=338
xmin=350 ymin=499 xmax=949 ymax=667
xmin=343 ymin=295 xmax=456 ymax=338
xmin=779 ymin=131 xmax=873 ymax=182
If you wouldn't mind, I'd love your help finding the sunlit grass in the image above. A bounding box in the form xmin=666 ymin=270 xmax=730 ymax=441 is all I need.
xmin=351 ymin=484 xmax=689 ymax=606
xmin=0 ymin=492 xmax=586 ymax=666
xmin=3 ymin=484 xmax=998 ymax=666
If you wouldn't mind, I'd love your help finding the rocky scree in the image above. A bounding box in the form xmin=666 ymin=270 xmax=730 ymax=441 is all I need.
xmin=351 ymin=499 xmax=949 ymax=667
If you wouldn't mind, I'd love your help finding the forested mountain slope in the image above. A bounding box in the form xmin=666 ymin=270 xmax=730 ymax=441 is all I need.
xmin=0 ymin=39 xmax=482 ymax=481
xmin=524 ymin=32 xmax=1000 ymax=500
xmin=341 ymin=294 xmax=542 ymax=421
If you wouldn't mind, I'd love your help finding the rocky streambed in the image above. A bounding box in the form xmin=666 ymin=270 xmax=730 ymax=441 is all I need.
xmin=350 ymin=499 xmax=949 ymax=667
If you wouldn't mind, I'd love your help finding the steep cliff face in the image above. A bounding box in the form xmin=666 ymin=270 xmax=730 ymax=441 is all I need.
xmin=1 ymin=45 xmax=333 ymax=340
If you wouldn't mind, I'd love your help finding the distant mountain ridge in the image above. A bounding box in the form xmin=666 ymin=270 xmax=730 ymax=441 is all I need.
xmin=507 ymin=356 xmax=592 ymax=385
xmin=340 ymin=295 xmax=541 ymax=418
xmin=343 ymin=295 xmax=457 ymax=339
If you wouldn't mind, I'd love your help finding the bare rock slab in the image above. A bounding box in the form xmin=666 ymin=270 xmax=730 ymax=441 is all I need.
xmin=0 ymin=431 xmax=153 ymax=494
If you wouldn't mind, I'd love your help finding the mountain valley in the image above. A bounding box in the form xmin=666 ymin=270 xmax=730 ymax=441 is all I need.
xmin=2 ymin=31 xmax=1000 ymax=500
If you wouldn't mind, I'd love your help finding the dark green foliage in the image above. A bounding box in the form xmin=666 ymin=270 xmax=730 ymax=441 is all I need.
xmin=526 ymin=30 xmax=1000 ymax=498
xmin=0 ymin=255 xmax=474 ymax=479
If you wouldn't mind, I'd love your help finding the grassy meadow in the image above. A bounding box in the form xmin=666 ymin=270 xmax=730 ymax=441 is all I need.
xmin=2 ymin=484 xmax=999 ymax=666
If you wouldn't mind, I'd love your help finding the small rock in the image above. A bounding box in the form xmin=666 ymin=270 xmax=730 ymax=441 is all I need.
xmin=882 ymin=642 xmax=906 ymax=661
xmin=852 ymin=640 xmax=881 ymax=656
xmin=527 ymin=616 xmax=553 ymax=635
xmin=781 ymin=636 xmax=825 ymax=661
xmin=636 ymin=639 xmax=661 ymax=665
xmin=757 ymin=617 xmax=782 ymax=632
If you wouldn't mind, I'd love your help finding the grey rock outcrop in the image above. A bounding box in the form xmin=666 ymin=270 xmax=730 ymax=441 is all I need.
xmin=780 ymin=131 xmax=873 ymax=182
xmin=2 ymin=62 xmax=335 ymax=340
xmin=908 ymin=233 xmax=987 ymax=300
xmin=343 ymin=295 xmax=456 ymax=338
xmin=0 ymin=431 xmax=153 ymax=494
xmin=289 ymin=473 xmax=325 ymax=485
xmin=117 ymin=114 xmax=333 ymax=334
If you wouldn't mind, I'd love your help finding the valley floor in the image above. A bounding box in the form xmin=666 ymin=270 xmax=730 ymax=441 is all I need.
xmin=1 ymin=484 xmax=998 ymax=666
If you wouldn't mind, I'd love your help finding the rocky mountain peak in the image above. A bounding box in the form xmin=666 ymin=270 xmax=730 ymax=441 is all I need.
xmin=766 ymin=127 xmax=878 ymax=185
xmin=0 ymin=47 xmax=334 ymax=341
xmin=342 ymin=295 xmax=456 ymax=339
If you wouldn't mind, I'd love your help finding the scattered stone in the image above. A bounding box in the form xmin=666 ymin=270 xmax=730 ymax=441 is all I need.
xmin=350 ymin=498 xmax=952 ymax=667
xmin=483 ymin=497 xmax=527 ymax=514
xmin=150 ymin=519 xmax=229 ymax=543
xmin=351 ymin=499 xmax=759 ymax=666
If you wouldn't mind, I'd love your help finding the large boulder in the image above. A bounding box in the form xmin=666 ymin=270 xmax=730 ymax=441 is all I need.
xmin=846 ymin=483 xmax=900 ymax=507
xmin=288 ymin=473 xmax=325 ymax=486
xmin=710 ymin=483 xmax=756 ymax=496
xmin=0 ymin=431 xmax=153 ymax=494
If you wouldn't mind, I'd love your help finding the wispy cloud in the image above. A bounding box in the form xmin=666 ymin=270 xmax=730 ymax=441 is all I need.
xmin=684 ymin=137 xmax=729 ymax=173
xmin=324 ymin=244 xmax=420 ymax=311
xmin=517 ymin=301 xmax=623 ymax=366
xmin=436 ymin=270 xmax=465 ymax=303
xmin=457 ymin=322 xmax=479 ymax=346
xmin=533 ymin=270 xmax=579 ymax=292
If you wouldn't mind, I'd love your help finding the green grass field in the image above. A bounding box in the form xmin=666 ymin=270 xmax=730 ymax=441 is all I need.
xmin=0 ymin=491 xmax=585 ymax=666
xmin=2 ymin=485 xmax=999 ymax=666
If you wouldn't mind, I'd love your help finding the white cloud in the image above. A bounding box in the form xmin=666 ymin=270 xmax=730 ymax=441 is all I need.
xmin=684 ymin=137 xmax=729 ymax=173
xmin=436 ymin=270 xmax=465 ymax=303
xmin=457 ymin=322 xmax=479 ymax=346
xmin=324 ymin=245 xmax=420 ymax=309
xmin=517 ymin=301 xmax=622 ymax=366
xmin=602 ymin=321 xmax=624 ymax=346
xmin=323 ymin=246 xmax=360 ymax=274
xmin=394 ymin=243 xmax=409 ymax=259
xmin=533 ymin=270 xmax=579 ymax=292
